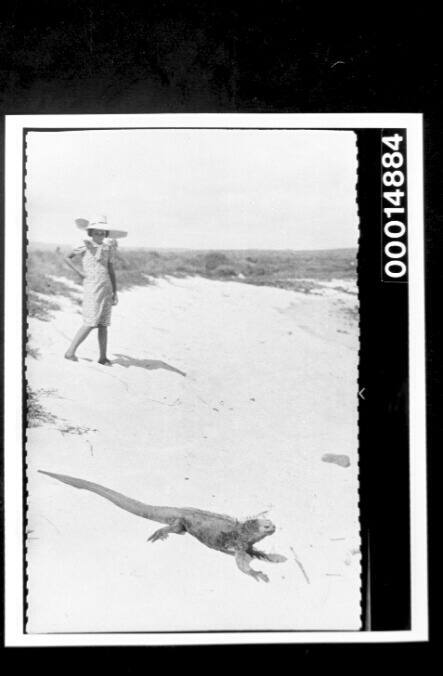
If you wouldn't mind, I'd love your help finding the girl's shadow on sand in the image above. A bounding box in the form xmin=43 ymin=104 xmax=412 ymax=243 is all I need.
xmin=111 ymin=353 xmax=186 ymax=377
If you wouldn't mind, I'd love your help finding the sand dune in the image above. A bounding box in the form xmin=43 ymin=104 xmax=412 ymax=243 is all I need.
xmin=26 ymin=276 xmax=360 ymax=632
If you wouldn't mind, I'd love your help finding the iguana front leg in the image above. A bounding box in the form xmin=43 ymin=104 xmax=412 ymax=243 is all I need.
xmin=250 ymin=549 xmax=287 ymax=563
xmin=148 ymin=519 xmax=186 ymax=542
xmin=235 ymin=550 xmax=269 ymax=583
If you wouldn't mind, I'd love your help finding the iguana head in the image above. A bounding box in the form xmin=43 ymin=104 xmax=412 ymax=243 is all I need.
xmin=241 ymin=517 xmax=276 ymax=544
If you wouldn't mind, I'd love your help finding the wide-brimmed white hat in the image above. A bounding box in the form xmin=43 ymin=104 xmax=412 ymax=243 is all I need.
xmin=75 ymin=215 xmax=128 ymax=239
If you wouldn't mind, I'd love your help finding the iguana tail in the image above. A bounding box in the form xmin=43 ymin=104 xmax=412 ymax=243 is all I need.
xmin=38 ymin=470 xmax=180 ymax=525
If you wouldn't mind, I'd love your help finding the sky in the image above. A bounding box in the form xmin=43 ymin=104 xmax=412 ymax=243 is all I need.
xmin=25 ymin=128 xmax=358 ymax=250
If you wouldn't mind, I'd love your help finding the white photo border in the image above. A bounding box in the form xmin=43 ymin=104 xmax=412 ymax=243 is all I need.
xmin=4 ymin=113 xmax=427 ymax=645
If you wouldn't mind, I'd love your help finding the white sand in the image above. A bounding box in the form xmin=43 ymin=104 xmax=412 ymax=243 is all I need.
xmin=26 ymin=276 xmax=361 ymax=632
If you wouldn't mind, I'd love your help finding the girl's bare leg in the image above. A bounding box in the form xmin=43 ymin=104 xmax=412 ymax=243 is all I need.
xmin=97 ymin=325 xmax=111 ymax=364
xmin=65 ymin=325 xmax=93 ymax=360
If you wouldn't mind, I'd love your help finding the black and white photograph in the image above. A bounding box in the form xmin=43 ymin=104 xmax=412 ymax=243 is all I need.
xmin=3 ymin=114 xmax=427 ymax=645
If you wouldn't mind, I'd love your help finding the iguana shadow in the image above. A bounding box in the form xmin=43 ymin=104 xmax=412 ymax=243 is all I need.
xmin=112 ymin=353 xmax=186 ymax=377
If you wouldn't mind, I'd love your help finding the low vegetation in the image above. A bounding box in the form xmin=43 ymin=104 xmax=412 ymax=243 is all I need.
xmin=27 ymin=245 xmax=357 ymax=320
xmin=27 ymin=387 xmax=58 ymax=427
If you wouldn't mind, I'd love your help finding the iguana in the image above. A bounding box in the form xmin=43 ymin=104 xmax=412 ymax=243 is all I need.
xmin=38 ymin=470 xmax=286 ymax=582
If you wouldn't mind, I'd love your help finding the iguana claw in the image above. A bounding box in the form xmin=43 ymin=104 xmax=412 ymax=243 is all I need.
xmin=252 ymin=570 xmax=269 ymax=583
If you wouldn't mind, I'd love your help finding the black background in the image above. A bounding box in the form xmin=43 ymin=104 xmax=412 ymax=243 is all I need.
xmin=357 ymin=130 xmax=410 ymax=630
xmin=1 ymin=0 xmax=437 ymax=662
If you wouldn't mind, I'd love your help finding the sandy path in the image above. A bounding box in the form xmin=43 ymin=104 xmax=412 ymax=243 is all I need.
xmin=26 ymin=276 xmax=360 ymax=632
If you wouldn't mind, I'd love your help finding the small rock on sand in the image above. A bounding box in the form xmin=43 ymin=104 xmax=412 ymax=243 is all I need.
xmin=321 ymin=453 xmax=351 ymax=468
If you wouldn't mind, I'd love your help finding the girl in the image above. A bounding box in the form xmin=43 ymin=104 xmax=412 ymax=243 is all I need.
xmin=64 ymin=216 xmax=127 ymax=365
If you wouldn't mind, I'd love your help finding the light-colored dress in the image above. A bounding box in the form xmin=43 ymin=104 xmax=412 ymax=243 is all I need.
xmin=72 ymin=240 xmax=116 ymax=327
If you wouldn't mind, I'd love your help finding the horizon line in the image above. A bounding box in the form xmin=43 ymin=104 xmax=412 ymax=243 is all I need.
xmin=27 ymin=241 xmax=357 ymax=253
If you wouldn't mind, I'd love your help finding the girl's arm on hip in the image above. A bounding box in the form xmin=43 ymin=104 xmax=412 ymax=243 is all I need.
xmin=64 ymin=253 xmax=85 ymax=280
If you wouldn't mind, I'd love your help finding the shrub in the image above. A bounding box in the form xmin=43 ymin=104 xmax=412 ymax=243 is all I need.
xmin=204 ymin=252 xmax=230 ymax=273
xmin=213 ymin=265 xmax=237 ymax=278
xmin=252 ymin=267 xmax=266 ymax=276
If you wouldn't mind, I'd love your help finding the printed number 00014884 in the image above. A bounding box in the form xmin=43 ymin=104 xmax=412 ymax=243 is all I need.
xmin=382 ymin=133 xmax=407 ymax=280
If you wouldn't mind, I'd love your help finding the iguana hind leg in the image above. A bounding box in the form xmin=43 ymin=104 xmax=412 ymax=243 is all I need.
xmin=235 ymin=550 xmax=269 ymax=583
xmin=148 ymin=519 xmax=186 ymax=543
